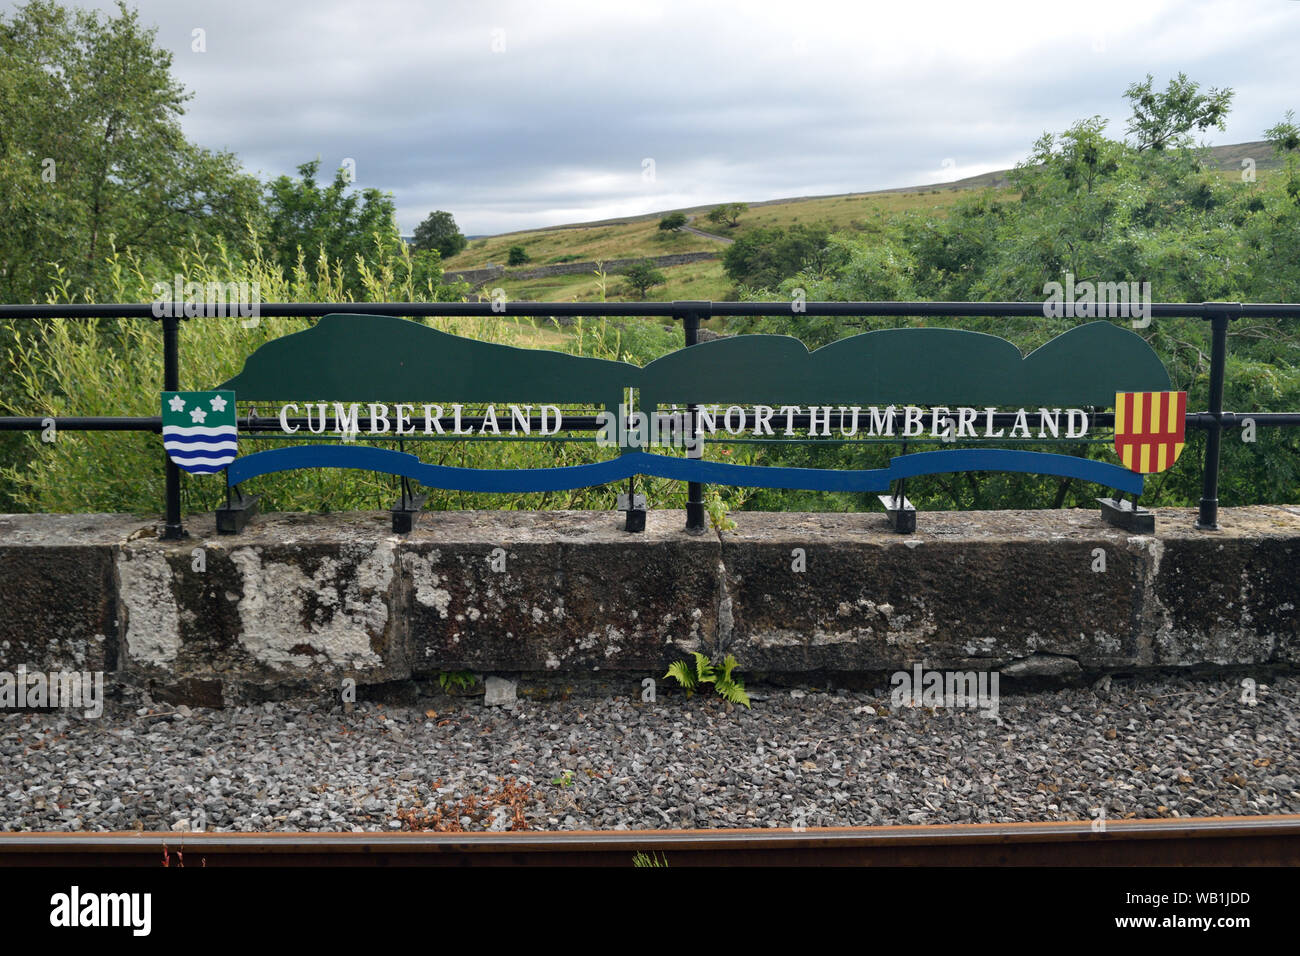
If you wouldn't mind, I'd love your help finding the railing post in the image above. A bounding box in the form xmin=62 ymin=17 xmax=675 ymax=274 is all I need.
xmin=678 ymin=301 xmax=707 ymax=532
xmin=1196 ymin=307 xmax=1232 ymax=531
xmin=160 ymin=313 xmax=187 ymax=540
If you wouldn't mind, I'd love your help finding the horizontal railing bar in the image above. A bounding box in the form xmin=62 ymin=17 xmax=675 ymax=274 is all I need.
xmin=1186 ymin=412 xmax=1300 ymax=426
xmin=4 ymin=301 xmax=1300 ymax=320
xmin=0 ymin=416 xmax=161 ymax=430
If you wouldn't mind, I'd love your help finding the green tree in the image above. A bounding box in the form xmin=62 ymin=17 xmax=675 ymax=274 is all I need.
xmin=507 ymin=245 xmax=530 ymax=266
xmin=1123 ymin=72 xmax=1234 ymax=151
xmin=706 ymin=202 xmax=749 ymax=228
xmin=262 ymin=159 xmax=402 ymax=294
xmin=722 ymin=223 xmax=835 ymax=290
xmin=658 ymin=211 xmax=688 ymax=231
xmin=621 ymin=259 xmax=666 ymax=297
xmin=1266 ymin=110 xmax=1300 ymax=155
xmin=0 ymin=0 xmax=263 ymax=301
xmin=412 ymin=209 xmax=468 ymax=259
xmin=1265 ymin=110 xmax=1300 ymax=201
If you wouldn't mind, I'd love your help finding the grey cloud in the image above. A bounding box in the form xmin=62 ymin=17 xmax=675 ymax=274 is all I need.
xmin=63 ymin=0 xmax=1300 ymax=234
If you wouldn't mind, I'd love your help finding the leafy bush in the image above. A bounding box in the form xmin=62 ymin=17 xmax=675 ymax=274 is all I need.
xmin=705 ymin=488 xmax=735 ymax=531
xmin=722 ymin=223 xmax=835 ymax=290
xmin=621 ymin=260 xmax=666 ymax=297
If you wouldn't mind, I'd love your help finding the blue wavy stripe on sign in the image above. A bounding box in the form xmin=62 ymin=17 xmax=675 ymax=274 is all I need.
xmin=166 ymin=451 xmax=237 ymax=463
xmin=172 ymin=460 xmax=237 ymax=470
xmin=887 ymin=448 xmax=1144 ymax=495
xmin=228 ymin=444 xmax=637 ymax=492
xmin=165 ymin=447 xmax=238 ymax=458
xmin=627 ymin=453 xmax=895 ymax=491
xmin=164 ymin=435 xmax=239 ymax=444
xmin=165 ymin=442 xmax=238 ymax=453
xmin=226 ymin=444 xmax=1143 ymax=495
xmin=225 ymin=446 xmax=898 ymax=492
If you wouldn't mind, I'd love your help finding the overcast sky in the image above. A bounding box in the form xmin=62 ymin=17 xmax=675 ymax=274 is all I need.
xmin=47 ymin=0 xmax=1300 ymax=235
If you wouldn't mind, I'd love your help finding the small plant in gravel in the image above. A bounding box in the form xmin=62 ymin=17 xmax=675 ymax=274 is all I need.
xmin=436 ymin=670 xmax=477 ymax=693
xmin=632 ymin=851 xmax=668 ymax=867
xmin=664 ymin=652 xmax=751 ymax=708
xmin=552 ymin=769 xmax=575 ymax=788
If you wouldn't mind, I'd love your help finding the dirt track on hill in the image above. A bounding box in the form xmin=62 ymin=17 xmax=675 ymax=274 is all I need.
xmin=681 ymin=215 xmax=734 ymax=244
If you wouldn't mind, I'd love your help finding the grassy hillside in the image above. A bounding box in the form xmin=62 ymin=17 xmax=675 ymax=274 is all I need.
xmin=443 ymin=141 xmax=1285 ymax=300
xmin=681 ymin=186 xmax=1015 ymax=242
xmin=493 ymin=259 xmax=732 ymax=303
xmin=442 ymin=180 xmax=995 ymax=272
xmin=445 ymin=217 xmax=719 ymax=270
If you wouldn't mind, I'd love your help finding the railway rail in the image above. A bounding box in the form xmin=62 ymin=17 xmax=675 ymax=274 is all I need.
xmin=2 ymin=815 xmax=1297 ymax=866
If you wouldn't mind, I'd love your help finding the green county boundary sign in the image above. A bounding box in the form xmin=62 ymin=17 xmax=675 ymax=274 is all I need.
xmin=159 ymin=316 xmax=1183 ymax=526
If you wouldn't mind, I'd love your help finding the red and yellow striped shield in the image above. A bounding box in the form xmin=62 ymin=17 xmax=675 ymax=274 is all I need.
xmin=1114 ymin=391 xmax=1187 ymax=474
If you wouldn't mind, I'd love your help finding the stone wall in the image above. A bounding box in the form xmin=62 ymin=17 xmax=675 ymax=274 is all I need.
xmin=1 ymin=506 xmax=1296 ymax=704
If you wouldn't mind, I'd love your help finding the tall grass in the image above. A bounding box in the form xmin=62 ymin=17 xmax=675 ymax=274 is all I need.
xmin=1 ymin=237 xmax=748 ymax=516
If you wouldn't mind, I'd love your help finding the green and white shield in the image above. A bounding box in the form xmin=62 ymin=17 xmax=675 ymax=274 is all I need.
xmin=161 ymin=390 xmax=237 ymax=475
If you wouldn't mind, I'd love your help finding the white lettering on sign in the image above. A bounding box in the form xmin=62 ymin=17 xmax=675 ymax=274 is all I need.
xmin=273 ymin=402 xmax=1093 ymax=444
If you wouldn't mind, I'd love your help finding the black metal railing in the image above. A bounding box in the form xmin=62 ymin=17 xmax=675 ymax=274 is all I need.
xmin=2 ymin=300 xmax=1299 ymax=538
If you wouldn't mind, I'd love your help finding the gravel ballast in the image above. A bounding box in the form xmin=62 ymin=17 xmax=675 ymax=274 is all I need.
xmin=2 ymin=674 xmax=1296 ymax=832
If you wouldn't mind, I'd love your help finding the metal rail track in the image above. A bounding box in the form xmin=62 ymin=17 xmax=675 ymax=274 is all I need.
xmin=2 ymin=815 xmax=1297 ymax=866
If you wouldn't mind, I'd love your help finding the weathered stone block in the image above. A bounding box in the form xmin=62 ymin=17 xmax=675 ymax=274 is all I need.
xmin=719 ymin=510 xmax=1146 ymax=671
xmin=116 ymin=512 xmax=408 ymax=699
xmin=0 ymin=514 xmax=137 ymax=673
xmin=402 ymin=510 xmax=720 ymax=674
xmin=1144 ymin=508 xmax=1300 ymax=666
